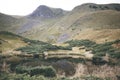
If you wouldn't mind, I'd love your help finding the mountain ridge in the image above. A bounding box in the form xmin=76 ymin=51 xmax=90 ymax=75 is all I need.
xmin=27 ymin=5 xmax=68 ymax=19
xmin=73 ymin=3 xmax=120 ymax=12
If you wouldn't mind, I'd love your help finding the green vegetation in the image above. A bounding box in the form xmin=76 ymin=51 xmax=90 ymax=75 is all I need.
xmin=15 ymin=66 xmax=56 ymax=77
xmin=43 ymin=57 xmax=85 ymax=63
xmin=16 ymin=38 xmax=70 ymax=54
xmin=30 ymin=66 xmax=56 ymax=77
xmin=92 ymin=40 xmax=120 ymax=59
xmin=66 ymin=39 xmax=120 ymax=59
xmin=0 ymin=73 xmax=112 ymax=80
xmin=92 ymin=56 xmax=107 ymax=65
xmin=16 ymin=40 xmax=66 ymax=54
xmin=65 ymin=39 xmax=120 ymax=65
xmin=65 ymin=39 xmax=96 ymax=48
xmin=0 ymin=73 xmax=46 ymax=80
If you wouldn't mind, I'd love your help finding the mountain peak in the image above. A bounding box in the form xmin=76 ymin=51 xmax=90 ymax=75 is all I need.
xmin=29 ymin=5 xmax=54 ymax=18
xmin=28 ymin=5 xmax=67 ymax=19
xmin=38 ymin=5 xmax=48 ymax=8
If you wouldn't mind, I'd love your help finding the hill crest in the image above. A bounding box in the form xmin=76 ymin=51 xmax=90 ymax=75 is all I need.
xmin=72 ymin=3 xmax=120 ymax=12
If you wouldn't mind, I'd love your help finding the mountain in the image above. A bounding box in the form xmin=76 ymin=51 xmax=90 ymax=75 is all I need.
xmin=53 ymin=3 xmax=120 ymax=30
xmin=0 ymin=13 xmax=18 ymax=31
xmin=0 ymin=3 xmax=120 ymax=43
xmin=12 ymin=5 xmax=68 ymax=34
xmin=54 ymin=3 xmax=120 ymax=43
xmin=28 ymin=5 xmax=68 ymax=19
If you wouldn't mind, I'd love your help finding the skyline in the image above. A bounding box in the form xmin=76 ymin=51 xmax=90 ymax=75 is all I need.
xmin=0 ymin=0 xmax=120 ymax=15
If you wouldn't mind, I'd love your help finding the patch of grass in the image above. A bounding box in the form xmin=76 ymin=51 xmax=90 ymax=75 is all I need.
xmin=0 ymin=31 xmax=27 ymax=53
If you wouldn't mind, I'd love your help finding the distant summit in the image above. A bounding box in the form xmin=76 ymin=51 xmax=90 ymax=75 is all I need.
xmin=29 ymin=5 xmax=54 ymax=18
xmin=28 ymin=5 xmax=67 ymax=19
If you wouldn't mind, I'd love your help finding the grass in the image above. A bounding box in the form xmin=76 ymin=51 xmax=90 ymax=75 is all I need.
xmin=73 ymin=29 xmax=120 ymax=43
xmin=0 ymin=31 xmax=27 ymax=53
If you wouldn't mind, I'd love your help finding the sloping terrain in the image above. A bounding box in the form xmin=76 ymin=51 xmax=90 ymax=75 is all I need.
xmin=0 ymin=31 xmax=67 ymax=54
xmin=21 ymin=3 xmax=120 ymax=43
xmin=64 ymin=10 xmax=120 ymax=43
xmin=0 ymin=31 xmax=27 ymax=54
xmin=73 ymin=29 xmax=120 ymax=43
xmin=0 ymin=12 xmax=27 ymax=33
xmin=0 ymin=13 xmax=18 ymax=31
xmin=0 ymin=3 xmax=120 ymax=43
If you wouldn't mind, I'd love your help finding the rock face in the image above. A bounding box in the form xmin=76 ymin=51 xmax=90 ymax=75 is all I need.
xmin=29 ymin=5 xmax=54 ymax=18
xmin=28 ymin=5 xmax=67 ymax=19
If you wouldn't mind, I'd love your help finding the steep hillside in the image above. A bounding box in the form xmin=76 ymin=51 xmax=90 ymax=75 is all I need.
xmin=52 ymin=3 xmax=120 ymax=29
xmin=69 ymin=10 xmax=120 ymax=29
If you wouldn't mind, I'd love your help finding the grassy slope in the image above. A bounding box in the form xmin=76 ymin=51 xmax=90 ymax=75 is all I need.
xmin=0 ymin=31 xmax=27 ymax=53
xmin=73 ymin=29 xmax=120 ymax=43
xmin=0 ymin=31 xmax=67 ymax=54
xmin=67 ymin=10 xmax=120 ymax=43
xmin=70 ymin=10 xmax=120 ymax=29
